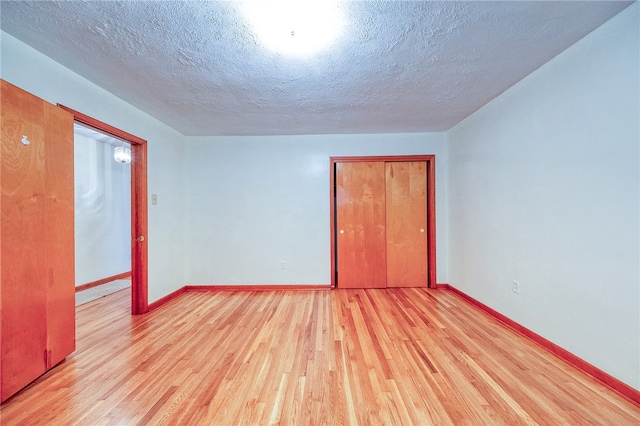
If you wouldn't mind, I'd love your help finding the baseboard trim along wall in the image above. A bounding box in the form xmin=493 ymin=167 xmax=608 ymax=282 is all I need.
xmin=147 ymin=284 xmax=333 ymax=312
xmin=147 ymin=287 xmax=187 ymax=312
xmin=185 ymin=284 xmax=333 ymax=292
xmin=436 ymin=283 xmax=640 ymax=406
xmin=75 ymin=271 xmax=131 ymax=292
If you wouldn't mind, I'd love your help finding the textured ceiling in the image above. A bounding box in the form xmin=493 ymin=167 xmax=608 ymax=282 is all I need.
xmin=0 ymin=1 xmax=632 ymax=136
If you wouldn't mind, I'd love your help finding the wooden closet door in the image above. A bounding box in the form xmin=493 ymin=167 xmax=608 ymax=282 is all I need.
xmin=1 ymin=80 xmax=75 ymax=403
xmin=1 ymin=81 xmax=49 ymax=400
xmin=336 ymin=162 xmax=386 ymax=288
xmin=385 ymin=162 xmax=427 ymax=287
xmin=43 ymin=102 xmax=75 ymax=368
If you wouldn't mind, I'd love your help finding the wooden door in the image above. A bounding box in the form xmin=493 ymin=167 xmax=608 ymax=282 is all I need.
xmin=1 ymin=80 xmax=75 ymax=403
xmin=336 ymin=162 xmax=386 ymax=288
xmin=1 ymin=80 xmax=49 ymax=401
xmin=43 ymin=100 xmax=75 ymax=367
xmin=385 ymin=162 xmax=427 ymax=287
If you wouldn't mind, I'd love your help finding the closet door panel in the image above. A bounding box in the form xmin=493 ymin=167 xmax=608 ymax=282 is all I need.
xmin=1 ymin=81 xmax=48 ymax=401
xmin=336 ymin=162 xmax=386 ymax=288
xmin=386 ymin=161 xmax=427 ymax=287
xmin=44 ymin=103 xmax=75 ymax=367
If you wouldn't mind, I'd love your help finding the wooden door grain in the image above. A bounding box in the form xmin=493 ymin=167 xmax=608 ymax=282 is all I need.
xmin=43 ymin=102 xmax=75 ymax=368
xmin=385 ymin=162 xmax=427 ymax=287
xmin=0 ymin=80 xmax=75 ymax=403
xmin=330 ymin=155 xmax=436 ymax=289
xmin=1 ymin=80 xmax=49 ymax=401
xmin=336 ymin=162 xmax=386 ymax=288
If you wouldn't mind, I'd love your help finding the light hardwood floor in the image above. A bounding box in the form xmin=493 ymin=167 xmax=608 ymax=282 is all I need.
xmin=1 ymin=287 xmax=639 ymax=425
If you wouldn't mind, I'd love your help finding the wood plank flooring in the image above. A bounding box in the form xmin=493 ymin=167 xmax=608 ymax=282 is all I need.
xmin=1 ymin=287 xmax=639 ymax=425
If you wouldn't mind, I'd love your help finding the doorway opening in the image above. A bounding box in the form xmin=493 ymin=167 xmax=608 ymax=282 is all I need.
xmin=60 ymin=105 xmax=148 ymax=315
xmin=74 ymin=123 xmax=132 ymax=305
xmin=330 ymin=155 xmax=436 ymax=289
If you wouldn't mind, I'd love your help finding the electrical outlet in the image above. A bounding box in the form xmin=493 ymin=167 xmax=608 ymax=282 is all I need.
xmin=281 ymin=261 xmax=286 ymax=270
xmin=512 ymin=280 xmax=520 ymax=294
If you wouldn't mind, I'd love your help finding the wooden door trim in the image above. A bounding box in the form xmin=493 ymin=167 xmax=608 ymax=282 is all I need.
xmin=330 ymin=155 xmax=436 ymax=288
xmin=58 ymin=105 xmax=149 ymax=315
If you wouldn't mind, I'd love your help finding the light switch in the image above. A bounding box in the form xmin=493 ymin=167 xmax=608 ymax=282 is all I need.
xmin=152 ymin=194 xmax=158 ymax=205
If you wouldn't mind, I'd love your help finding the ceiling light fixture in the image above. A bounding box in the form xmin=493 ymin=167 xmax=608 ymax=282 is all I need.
xmin=243 ymin=0 xmax=345 ymax=57
xmin=114 ymin=144 xmax=131 ymax=164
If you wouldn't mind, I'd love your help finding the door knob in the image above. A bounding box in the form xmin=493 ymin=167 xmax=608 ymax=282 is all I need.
xmin=420 ymin=228 xmax=424 ymax=233
xmin=339 ymin=229 xmax=344 ymax=234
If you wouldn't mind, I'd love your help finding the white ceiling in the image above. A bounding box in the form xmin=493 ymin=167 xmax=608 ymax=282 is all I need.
xmin=1 ymin=1 xmax=633 ymax=136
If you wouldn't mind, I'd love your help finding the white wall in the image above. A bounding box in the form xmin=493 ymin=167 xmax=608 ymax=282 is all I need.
xmin=185 ymin=133 xmax=448 ymax=286
xmin=448 ymin=3 xmax=639 ymax=390
xmin=1 ymin=32 xmax=187 ymax=303
xmin=74 ymin=134 xmax=131 ymax=286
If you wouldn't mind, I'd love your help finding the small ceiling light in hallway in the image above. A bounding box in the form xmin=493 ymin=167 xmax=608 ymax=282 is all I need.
xmin=114 ymin=144 xmax=131 ymax=164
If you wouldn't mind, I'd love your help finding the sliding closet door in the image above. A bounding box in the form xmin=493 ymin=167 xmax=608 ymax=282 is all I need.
xmin=334 ymin=158 xmax=429 ymax=289
xmin=1 ymin=80 xmax=75 ymax=403
xmin=1 ymin=81 xmax=49 ymax=400
xmin=385 ymin=162 xmax=427 ymax=287
xmin=336 ymin=162 xmax=387 ymax=289
xmin=43 ymin=102 xmax=75 ymax=368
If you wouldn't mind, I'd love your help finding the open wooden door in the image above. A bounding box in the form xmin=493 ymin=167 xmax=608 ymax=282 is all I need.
xmin=43 ymin=100 xmax=76 ymax=367
xmin=1 ymin=80 xmax=75 ymax=403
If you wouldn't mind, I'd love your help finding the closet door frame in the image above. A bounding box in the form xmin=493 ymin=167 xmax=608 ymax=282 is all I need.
xmin=330 ymin=155 xmax=436 ymax=289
